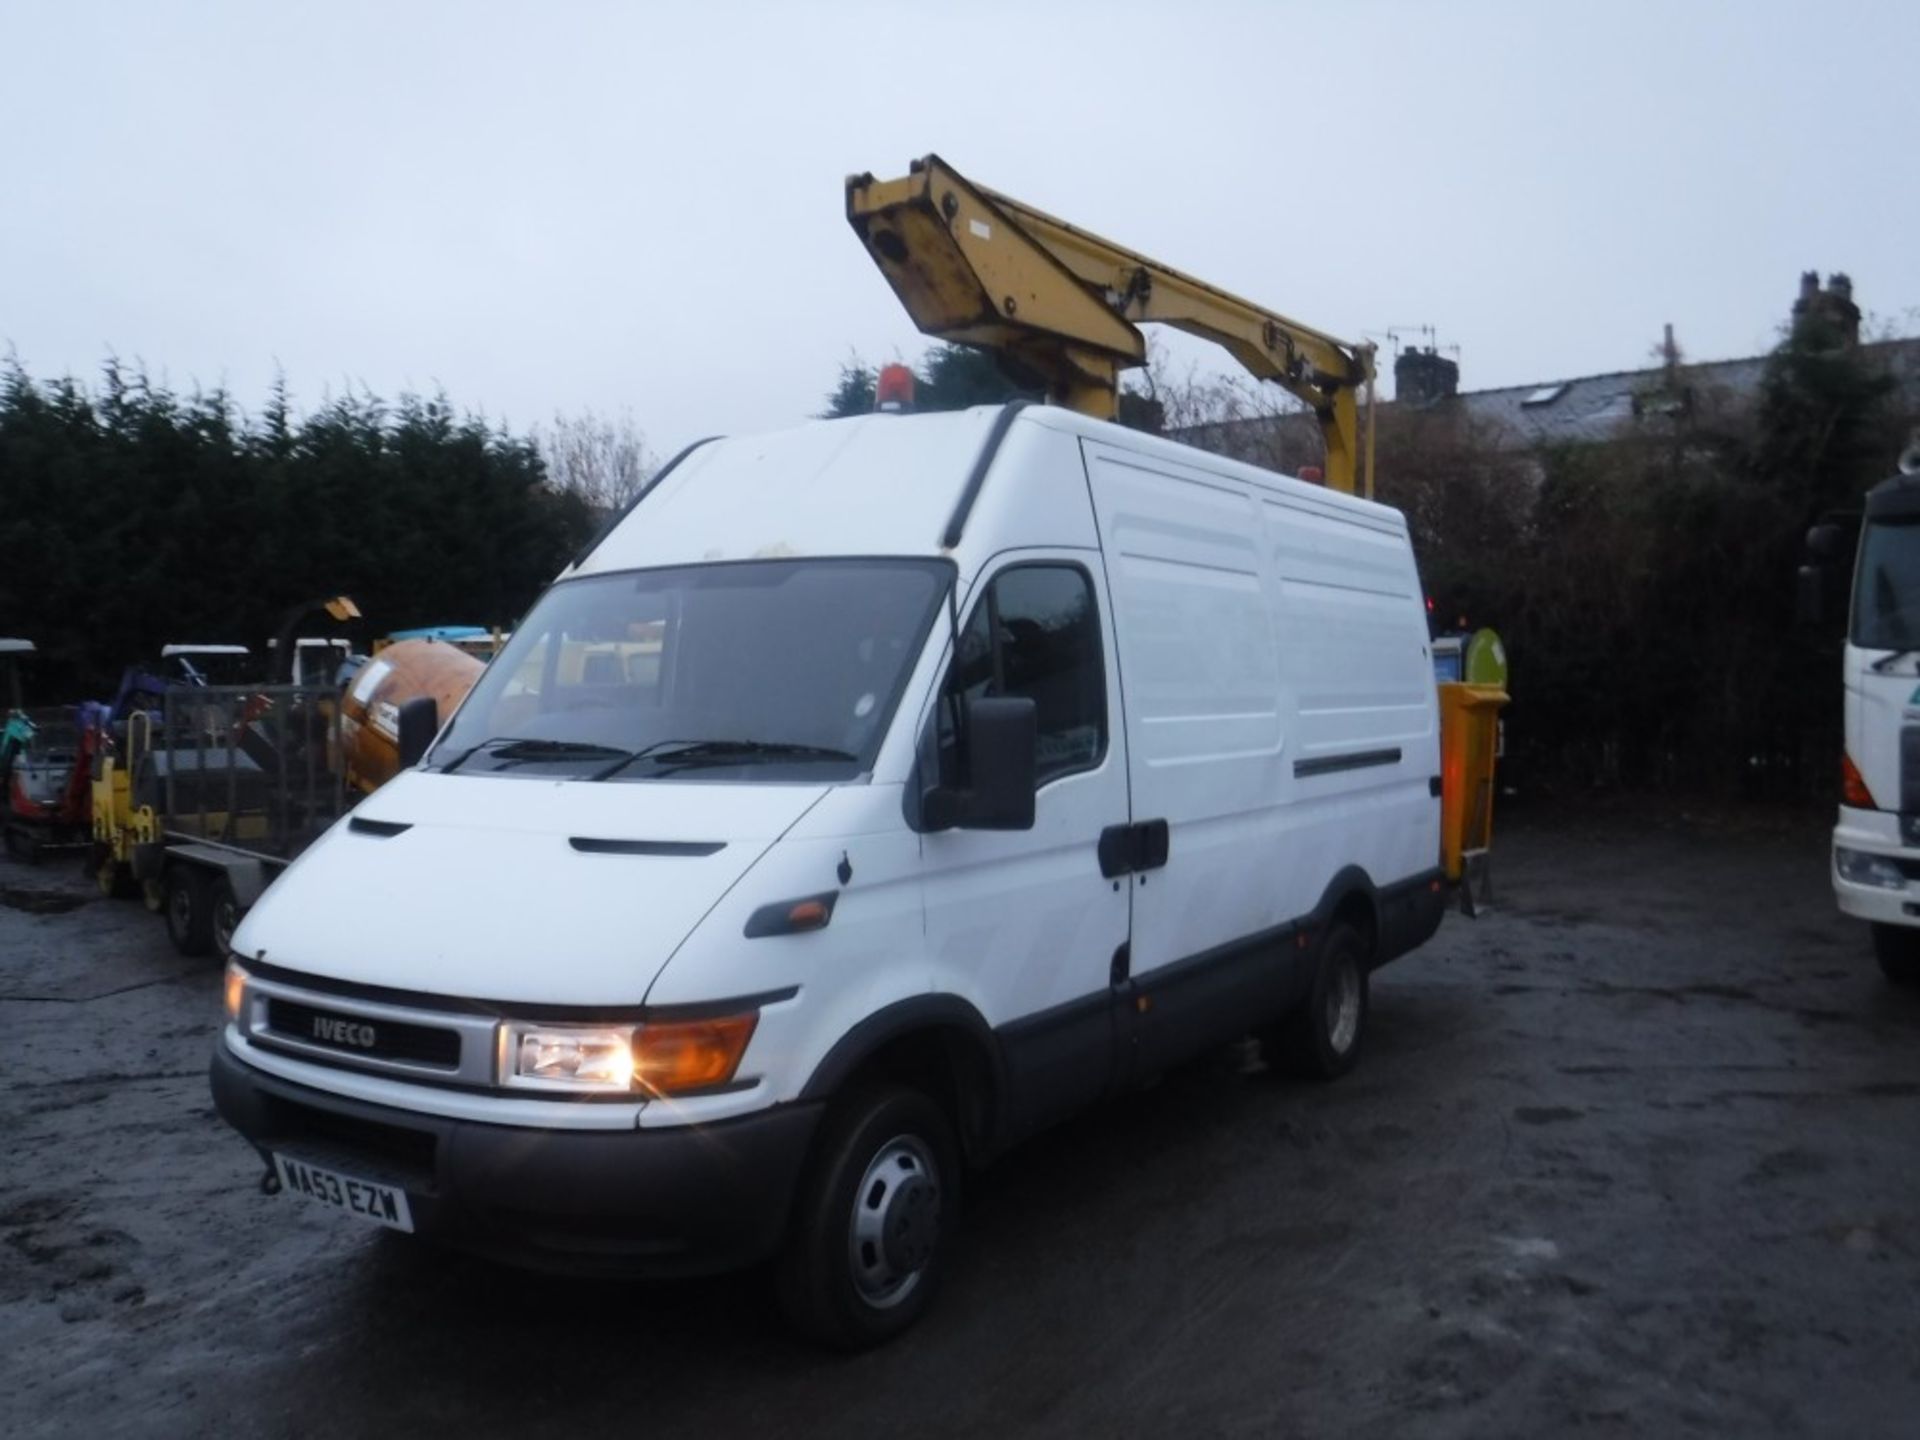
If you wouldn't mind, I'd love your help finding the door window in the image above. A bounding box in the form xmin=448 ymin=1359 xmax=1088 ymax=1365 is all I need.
xmin=936 ymin=564 xmax=1107 ymax=788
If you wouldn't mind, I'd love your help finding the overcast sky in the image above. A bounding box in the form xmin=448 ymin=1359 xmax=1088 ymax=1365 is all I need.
xmin=4 ymin=1 xmax=1915 ymax=455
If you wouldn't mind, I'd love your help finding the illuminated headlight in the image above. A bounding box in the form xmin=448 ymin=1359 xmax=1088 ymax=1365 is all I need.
xmin=224 ymin=960 xmax=249 ymax=1023
xmin=500 ymin=1023 xmax=637 ymax=1093
xmin=1836 ymin=846 xmax=1907 ymax=890
xmin=497 ymin=1013 xmax=760 ymax=1096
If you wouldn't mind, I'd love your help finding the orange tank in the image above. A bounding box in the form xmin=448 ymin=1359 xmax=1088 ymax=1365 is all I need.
xmin=339 ymin=639 xmax=485 ymax=795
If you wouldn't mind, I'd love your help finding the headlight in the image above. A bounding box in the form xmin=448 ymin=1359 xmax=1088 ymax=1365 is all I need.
xmin=500 ymin=1024 xmax=637 ymax=1093
xmin=1836 ymin=846 xmax=1907 ymax=890
xmin=498 ymin=1013 xmax=759 ymax=1096
xmin=224 ymin=961 xmax=249 ymax=1023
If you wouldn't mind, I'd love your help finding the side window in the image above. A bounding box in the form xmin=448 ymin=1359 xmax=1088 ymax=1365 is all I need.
xmin=936 ymin=564 xmax=1107 ymax=788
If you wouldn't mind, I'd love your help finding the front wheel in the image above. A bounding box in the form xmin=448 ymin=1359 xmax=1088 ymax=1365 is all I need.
xmin=1264 ymin=918 xmax=1372 ymax=1081
xmin=1871 ymin=923 xmax=1920 ymax=988
xmin=776 ymin=1085 xmax=959 ymax=1350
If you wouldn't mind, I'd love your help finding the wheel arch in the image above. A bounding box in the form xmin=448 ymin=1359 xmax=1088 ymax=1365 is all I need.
xmin=797 ymin=995 xmax=1008 ymax=1164
xmin=1308 ymin=864 xmax=1380 ymax=958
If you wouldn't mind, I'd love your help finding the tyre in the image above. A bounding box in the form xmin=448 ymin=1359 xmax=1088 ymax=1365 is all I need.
xmin=1264 ymin=918 xmax=1371 ymax=1081
xmin=775 ymin=1084 xmax=959 ymax=1350
xmin=4 ymin=825 xmax=40 ymax=864
xmin=163 ymin=866 xmax=214 ymax=957
xmin=210 ymin=878 xmax=243 ymax=962
xmin=1871 ymin=924 xmax=1920 ymax=988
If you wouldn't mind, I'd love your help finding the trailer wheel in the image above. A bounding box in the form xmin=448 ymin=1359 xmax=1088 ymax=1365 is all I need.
xmin=1264 ymin=918 xmax=1371 ymax=1082
xmin=1871 ymin=924 xmax=1920 ymax=988
xmin=210 ymin=879 xmax=242 ymax=962
xmin=775 ymin=1084 xmax=959 ymax=1350
xmin=163 ymin=866 xmax=214 ymax=957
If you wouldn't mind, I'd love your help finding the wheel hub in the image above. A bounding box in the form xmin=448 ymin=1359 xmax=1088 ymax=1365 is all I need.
xmin=1326 ymin=956 xmax=1361 ymax=1055
xmin=848 ymin=1136 xmax=941 ymax=1308
xmin=881 ymin=1175 xmax=938 ymax=1272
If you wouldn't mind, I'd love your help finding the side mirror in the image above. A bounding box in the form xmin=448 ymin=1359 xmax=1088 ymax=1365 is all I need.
xmin=922 ymin=696 xmax=1037 ymax=832
xmin=1805 ymin=523 xmax=1845 ymax=562
xmin=396 ymin=695 xmax=439 ymax=769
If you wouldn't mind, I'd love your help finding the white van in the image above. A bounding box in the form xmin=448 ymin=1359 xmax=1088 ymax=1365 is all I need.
xmin=212 ymin=402 xmax=1448 ymax=1346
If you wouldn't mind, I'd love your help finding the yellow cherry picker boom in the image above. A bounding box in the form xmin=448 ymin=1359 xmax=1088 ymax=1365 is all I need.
xmin=846 ymin=153 xmax=1503 ymax=899
xmin=845 ymin=152 xmax=1377 ymax=496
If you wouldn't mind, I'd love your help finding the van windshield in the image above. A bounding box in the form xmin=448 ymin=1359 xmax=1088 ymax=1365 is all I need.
xmin=431 ymin=558 xmax=951 ymax=781
xmin=1854 ymin=518 xmax=1920 ymax=650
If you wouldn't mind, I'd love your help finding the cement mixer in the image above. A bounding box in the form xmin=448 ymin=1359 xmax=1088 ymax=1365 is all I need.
xmin=339 ymin=638 xmax=485 ymax=795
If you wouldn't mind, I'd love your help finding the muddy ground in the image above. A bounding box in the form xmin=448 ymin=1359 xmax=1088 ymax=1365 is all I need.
xmin=3 ymin=807 xmax=1918 ymax=1438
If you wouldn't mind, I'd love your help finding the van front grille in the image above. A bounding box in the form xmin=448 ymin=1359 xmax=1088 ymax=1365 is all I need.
xmin=265 ymin=997 xmax=462 ymax=1069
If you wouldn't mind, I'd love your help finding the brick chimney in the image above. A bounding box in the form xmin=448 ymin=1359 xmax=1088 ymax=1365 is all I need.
xmin=1394 ymin=346 xmax=1459 ymax=408
xmin=1791 ymin=270 xmax=1861 ymax=348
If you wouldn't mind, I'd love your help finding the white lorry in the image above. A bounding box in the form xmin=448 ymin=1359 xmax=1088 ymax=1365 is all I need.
xmin=1826 ymin=465 xmax=1920 ymax=987
xmin=212 ymin=402 xmax=1449 ymax=1345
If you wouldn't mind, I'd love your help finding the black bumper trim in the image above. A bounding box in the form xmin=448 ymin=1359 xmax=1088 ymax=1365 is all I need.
xmin=210 ymin=1045 xmax=821 ymax=1277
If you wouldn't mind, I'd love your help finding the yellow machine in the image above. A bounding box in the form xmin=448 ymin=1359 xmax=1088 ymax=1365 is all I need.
xmin=339 ymin=638 xmax=485 ymax=795
xmin=847 ymin=154 xmax=1377 ymax=495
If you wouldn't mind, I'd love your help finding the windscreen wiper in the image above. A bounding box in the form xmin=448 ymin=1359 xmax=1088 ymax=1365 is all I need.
xmin=590 ymin=738 xmax=857 ymax=781
xmin=438 ymin=737 xmax=633 ymax=775
xmin=1870 ymin=649 xmax=1920 ymax=673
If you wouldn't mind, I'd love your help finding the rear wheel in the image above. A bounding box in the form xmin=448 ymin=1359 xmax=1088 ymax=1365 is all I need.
xmin=1871 ymin=924 xmax=1920 ymax=988
xmin=1264 ymin=918 xmax=1371 ymax=1081
xmin=163 ymin=866 xmax=213 ymax=957
xmin=776 ymin=1085 xmax=959 ymax=1350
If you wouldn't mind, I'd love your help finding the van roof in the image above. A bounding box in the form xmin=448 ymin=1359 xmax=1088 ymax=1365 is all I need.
xmin=574 ymin=405 xmax=1403 ymax=580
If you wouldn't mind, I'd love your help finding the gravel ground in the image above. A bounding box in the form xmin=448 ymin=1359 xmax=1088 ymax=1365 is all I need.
xmin=3 ymin=806 xmax=1918 ymax=1438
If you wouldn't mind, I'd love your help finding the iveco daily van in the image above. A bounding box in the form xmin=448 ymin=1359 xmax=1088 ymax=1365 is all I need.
xmin=212 ymin=401 xmax=1448 ymax=1346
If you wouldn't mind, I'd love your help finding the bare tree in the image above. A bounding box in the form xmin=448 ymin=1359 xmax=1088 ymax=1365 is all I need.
xmin=538 ymin=409 xmax=658 ymax=512
xmin=1128 ymin=338 xmax=1320 ymax=471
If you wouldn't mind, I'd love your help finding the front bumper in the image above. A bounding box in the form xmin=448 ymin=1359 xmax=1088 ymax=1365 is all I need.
xmin=210 ymin=1045 xmax=821 ymax=1277
xmin=1831 ymin=807 xmax=1920 ymax=927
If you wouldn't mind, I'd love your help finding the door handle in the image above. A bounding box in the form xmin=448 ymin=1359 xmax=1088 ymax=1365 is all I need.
xmin=1097 ymin=819 xmax=1170 ymax=878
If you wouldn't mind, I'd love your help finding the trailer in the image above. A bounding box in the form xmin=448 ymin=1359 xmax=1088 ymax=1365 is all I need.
xmin=92 ymin=682 xmax=348 ymax=958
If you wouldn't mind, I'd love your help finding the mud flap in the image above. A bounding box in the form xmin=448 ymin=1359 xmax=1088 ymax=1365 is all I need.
xmin=1459 ymin=848 xmax=1493 ymax=918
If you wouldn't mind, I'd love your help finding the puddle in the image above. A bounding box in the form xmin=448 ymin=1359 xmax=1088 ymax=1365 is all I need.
xmin=0 ymin=886 xmax=87 ymax=915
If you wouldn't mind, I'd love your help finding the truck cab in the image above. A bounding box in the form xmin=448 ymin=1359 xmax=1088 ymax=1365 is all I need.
xmin=1831 ymin=470 xmax=1920 ymax=986
xmin=212 ymin=403 xmax=1449 ymax=1346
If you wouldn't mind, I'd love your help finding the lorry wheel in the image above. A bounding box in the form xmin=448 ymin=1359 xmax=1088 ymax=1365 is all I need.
xmin=163 ymin=866 xmax=214 ymax=957
xmin=210 ymin=880 xmax=242 ymax=962
xmin=1871 ymin=924 xmax=1920 ymax=988
xmin=1264 ymin=919 xmax=1371 ymax=1081
xmin=775 ymin=1085 xmax=959 ymax=1350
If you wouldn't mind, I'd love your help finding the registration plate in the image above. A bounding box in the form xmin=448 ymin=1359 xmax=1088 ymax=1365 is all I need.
xmin=273 ymin=1153 xmax=415 ymax=1233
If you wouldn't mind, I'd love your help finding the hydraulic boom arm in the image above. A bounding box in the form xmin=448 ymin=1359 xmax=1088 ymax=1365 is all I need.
xmin=847 ymin=154 xmax=1377 ymax=494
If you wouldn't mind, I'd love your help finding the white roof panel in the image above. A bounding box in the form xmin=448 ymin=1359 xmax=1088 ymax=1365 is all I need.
xmin=576 ymin=409 xmax=1003 ymax=576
